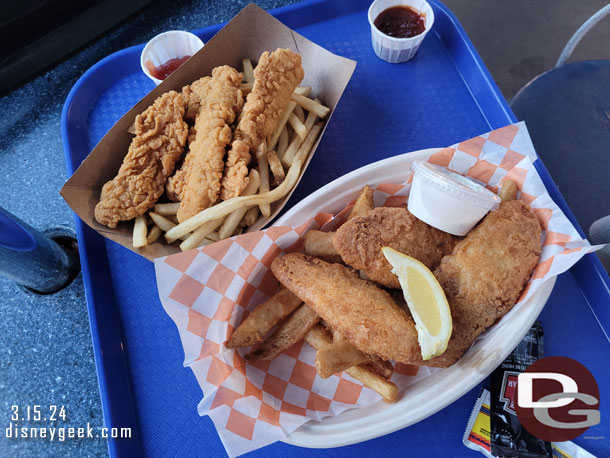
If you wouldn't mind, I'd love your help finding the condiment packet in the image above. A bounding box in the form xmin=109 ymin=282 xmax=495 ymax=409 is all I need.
xmin=464 ymin=388 xmax=596 ymax=458
xmin=490 ymin=321 xmax=551 ymax=457
xmin=154 ymin=121 xmax=602 ymax=457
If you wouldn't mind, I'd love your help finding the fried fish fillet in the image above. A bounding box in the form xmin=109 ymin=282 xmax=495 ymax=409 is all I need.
xmin=168 ymin=66 xmax=244 ymax=222
xmin=271 ymin=253 xmax=421 ymax=363
xmin=94 ymin=91 xmax=188 ymax=228
xmin=220 ymin=48 xmax=304 ymax=199
xmin=333 ymin=207 xmax=458 ymax=288
xmin=424 ymin=200 xmax=542 ymax=367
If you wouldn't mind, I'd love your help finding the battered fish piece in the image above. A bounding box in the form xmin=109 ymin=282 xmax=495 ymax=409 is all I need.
xmin=171 ymin=66 xmax=244 ymax=222
xmin=271 ymin=253 xmax=421 ymax=363
xmin=425 ymin=200 xmax=542 ymax=367
xmin=334 ymin=207 xmax=458 ymax=288
xmin=221 ymin=48 xmax=304 ymax=199
xmin=95 ymin=91 xmax=188 ymax=228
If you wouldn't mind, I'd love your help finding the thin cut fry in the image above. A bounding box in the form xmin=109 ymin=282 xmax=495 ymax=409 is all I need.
xmin=288 ymin=112 xmax=307 ymax=140
xmin=132 ymin=216 xmax=148 ymax=248
xmin=315 ymin=340 xmax=368 ymax=378
xmin=277 ymin=127 xmax=289 ymax=160
xmin=178 ymin=217 xmax=224 ymax=251
xmin=268 ymin=101 xmax=297 ymax=151
xmin=218 ymin=169 xmax=261 ymax=240
xmin=242 ymin=58 xmax=254 ymax=84
xmin=267 ymin=150 xmax=285 ymax=185
xmin=164 ymin=144 xmax=311 ymax=241
xmin=146 ymin=225 xmax=163 ymax=244
xmin=246 ymin=304 xmax=320 ymax=360
xmin=304 ymin=230 xmax=340 ymax=262
xmin=166 ymin=214 xmax=179 ymax=224
xmin=291 ymin=93 xmax=330 ymax=118
xmin=282 ymin=102 xmax=318 ymax=167
xmin=256 ymin=145 xmax=271 ymax=218
xmin=293 ymin=122 xmax=322 ymax=165
xmin=500 ymin=179 xmax=518 ymax=202
xmin=348 ymin=185 xmax=375 ymax=220
xmin=243 ymin=206 xmax=260 ymax=226
xmin=206 ymin=231 xmax=220 ymax=242
xmin=225 ymin=288 xmax=303 ymax=348
xmin=294 ymin=86 xmax=312 ymax=96
xmin=151 ymin=212 xmax=177 ymax=233
xmin=304 ymin=325 xmax=399 ymax=403
xmin=154 ymin=202 xmax=180 ymax=215
xmin=294 ymin=105 xmax=305 ymax=123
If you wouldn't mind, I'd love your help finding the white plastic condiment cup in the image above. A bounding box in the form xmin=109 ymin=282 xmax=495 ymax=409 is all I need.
xmin=140 ymin=30 xmax=204 ymax=85
xmin=368 ymin=0 xmax=434 ymax=63
xmin=408 ymin=161 xmax=502 ymax=236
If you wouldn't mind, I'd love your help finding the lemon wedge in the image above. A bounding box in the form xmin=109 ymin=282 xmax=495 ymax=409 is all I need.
xmin=382 ymin=247 xmax=452 ymax=360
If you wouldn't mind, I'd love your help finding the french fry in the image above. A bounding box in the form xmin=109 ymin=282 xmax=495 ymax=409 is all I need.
xmin=267 ymin=150 xmax=285 ymax=185
xmin=240 ymin=82 xmax=253 ymax=92
xmin=268 ymin=101 xmax=297 ymax=151
xmin=151 ymin=212 xmax=177 ymax=233
xmin=226 ymin=288 xmax=303 ymax=348
xmin=154 ymin=202 xmax=180 ymax=215
xmin=288 ymin=112 xmax=307 ymax=140
xmin=246 ymin=304 xmax=320 ymax=360
xmin=500 ymin=179 xmax=518 ymax=202
xmin=304 ymin=230 xmax=341 ymax=262
xmin=218 ymin=169 xmax=261 ymax=240
xmin=282 ymin=102 xmax=319 ymax=167
xmin=243 ymin=206 xmax=260 ymax=226
xmin=206 ymin=231 xmax=220 ymax=242
xmin=166 ymin=214 xmax=179 ymax=224
xmin=277 ymin=127 xmax=289 ymax=160
xmin=366 ymin=356 xmax=394 ymax=380
xmin=294 ymin=105 xmax=305 ymax=123
xmin=132 ymin=216 xmax=148 ymax=248
xmin=293 ymin=122 xmax=322 ymax=165
xmin=146 ymin=225 xmax=163 ymax=244
xmin=178 ymin=218 xmax=224 ymax=251
xmin=256 ymin=144 xmax=271 ymax=218
xmin=164 ymin=143 xmax=312 ymax=242
xmin=348 ymin=185 xmax=375 ymax=220
xmin=294 ymin=86 xmax=312 ymax=96
xmin=315 ymin=340 xmax=369 ymax=378
xmin=304 ymin=325 xmax=399 ymax=403
xmin=291 ymin=93 xmax=330 ymax=118
xmin=233 ymin=227 xmax=243 ymax=236
xmin=242 ymin=58 xmax=254 ymax=84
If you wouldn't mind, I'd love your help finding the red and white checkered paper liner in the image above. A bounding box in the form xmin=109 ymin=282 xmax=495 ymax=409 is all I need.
xmin=154 ymin=122 xmax=600 ymax=457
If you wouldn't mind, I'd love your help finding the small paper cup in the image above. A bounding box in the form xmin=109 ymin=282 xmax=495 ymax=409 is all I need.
xmin=140 ymin=31 xmax=204 ymax=85
xmin=368 ymin=0 xmax=434 ymax=63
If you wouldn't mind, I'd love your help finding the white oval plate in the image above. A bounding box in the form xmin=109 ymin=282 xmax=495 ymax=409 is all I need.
xmin=275 ymin=149 xmax=555 ymax=448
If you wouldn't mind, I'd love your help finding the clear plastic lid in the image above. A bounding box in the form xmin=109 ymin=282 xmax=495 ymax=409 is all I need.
xmin=410 ymin=161 xmax=501 ymax=211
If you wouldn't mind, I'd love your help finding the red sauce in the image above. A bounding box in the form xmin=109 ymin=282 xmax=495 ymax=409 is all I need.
xmin=374 ymin=6 xmax=426 ymax=38
xmin=146 ymin=55 xmax=191 ymax=80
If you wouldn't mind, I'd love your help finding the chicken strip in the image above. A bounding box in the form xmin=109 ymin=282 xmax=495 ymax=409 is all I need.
xmin=221 ymin=48 xmax=304 ymax=199
xmin=271 ymin=253 xmax=422 ymax=363
xmin=333 ymin=207 xmax=458 ymax=288
xmin=94 ymin=91 xmax=188 ymax=228
xmin=169 ymin=66 xmax=244 ymax=222
xmin=181 ymin=75 xmax=212 ymax=121
xmin=424 ymin=200 xmax=542 ymax=367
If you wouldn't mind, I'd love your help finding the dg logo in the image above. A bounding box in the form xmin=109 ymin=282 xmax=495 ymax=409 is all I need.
xmin=515 ymin=356 xmax=601 ymax=442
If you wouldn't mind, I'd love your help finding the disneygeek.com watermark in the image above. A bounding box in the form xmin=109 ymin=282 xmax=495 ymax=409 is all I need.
xmin=3 ymin=405 xmax=131 ymax=441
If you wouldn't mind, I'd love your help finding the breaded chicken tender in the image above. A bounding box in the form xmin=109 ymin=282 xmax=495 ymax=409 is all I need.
xmin=221 ymin=48 xmax=304 ymax=199
xmin=424 ymin=200 xmax=542 ymax=367
xmin=94 ymin=91 xmax=188 ymax=228
xmin=170 ymin=66 xmax=244 ymax=222
xmin=333 ymin=207 xmax=458 ymax=288
xmin=271 ymin=253 xmax=422 ymax=363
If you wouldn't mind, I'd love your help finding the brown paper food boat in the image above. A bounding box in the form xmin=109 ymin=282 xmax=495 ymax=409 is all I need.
xmin=60 ymin=3 xmax=356 ymax=261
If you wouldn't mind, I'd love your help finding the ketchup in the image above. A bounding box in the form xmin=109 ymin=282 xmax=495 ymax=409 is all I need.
xmin=146 ymin=55 xmax=191 ymax=80
xmin=374 ymin=6 xmax=426 ymax=38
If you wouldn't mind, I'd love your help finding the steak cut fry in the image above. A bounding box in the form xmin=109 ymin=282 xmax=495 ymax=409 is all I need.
xmin=246 ymin=304 xmax=319 ymax=360
xmin=225 ymin=287 xmax=302 ymax=349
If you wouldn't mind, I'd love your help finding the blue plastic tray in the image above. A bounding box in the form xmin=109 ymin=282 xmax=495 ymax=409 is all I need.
xmin=61 ymin=1 xmax=610 ymax=456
